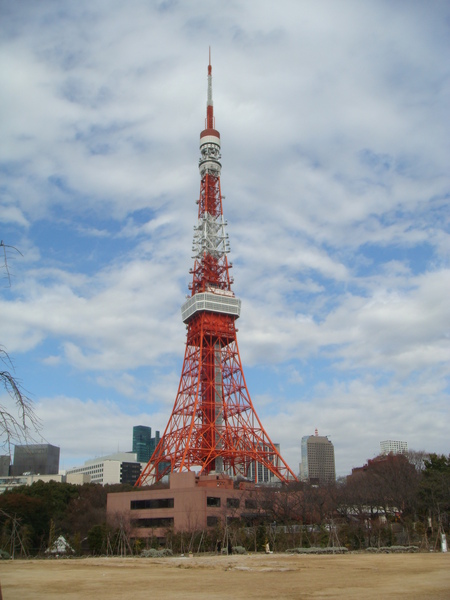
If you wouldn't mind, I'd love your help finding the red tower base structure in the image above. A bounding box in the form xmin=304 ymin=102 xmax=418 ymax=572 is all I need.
xmin=136 ymin=56 xmax=297 ymax=486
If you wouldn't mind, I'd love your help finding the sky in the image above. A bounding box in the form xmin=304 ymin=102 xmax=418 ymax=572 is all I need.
xmin=1 ymin=0 xmax=449 ymax=478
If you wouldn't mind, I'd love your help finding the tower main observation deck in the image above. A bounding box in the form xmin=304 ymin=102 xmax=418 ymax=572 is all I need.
xmin=136 ymin=57 xmax=297 ymax=486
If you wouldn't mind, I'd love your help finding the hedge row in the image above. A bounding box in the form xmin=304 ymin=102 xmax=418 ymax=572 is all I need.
xmin=140 ymin=548 xmax=173 ymax=558
xmin=286 ymin=547 xmax=348 ymax=554
xmin=365 ymin=546 xmax=419 ymax=553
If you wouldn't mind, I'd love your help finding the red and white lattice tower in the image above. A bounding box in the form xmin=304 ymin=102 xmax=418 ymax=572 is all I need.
xmin=136 ymin=55 xmax=297 ymax=486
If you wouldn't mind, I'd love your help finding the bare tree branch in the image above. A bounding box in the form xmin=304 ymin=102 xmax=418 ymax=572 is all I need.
xmin=1 ymin=240 xmax=23 ymax=288
xmin=1 ymin=347 xmax=41 ymax=453
xmin=1 ymin=243 xmax=40 ymax=455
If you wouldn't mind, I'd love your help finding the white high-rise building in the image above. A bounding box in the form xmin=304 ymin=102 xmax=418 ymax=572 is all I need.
xmin=380 ymin=440 xmax=408 ymax=455
xmin=66 ymin=452 xmax=145 ymax=486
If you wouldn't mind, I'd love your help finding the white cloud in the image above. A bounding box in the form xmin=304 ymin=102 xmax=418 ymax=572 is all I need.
xmin=1 ymin=1 xmax=449 ymax=476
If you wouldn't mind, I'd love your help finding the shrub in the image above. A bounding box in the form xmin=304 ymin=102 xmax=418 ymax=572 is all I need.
xmin=285 ymin=547 xmax=348 ymax=554
xmin=140 ymin=548 xmax=173 ymax=558
xmin=366 ymin=546 xmax=419 ymax=553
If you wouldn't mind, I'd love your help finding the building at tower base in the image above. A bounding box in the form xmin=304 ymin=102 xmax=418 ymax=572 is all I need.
xmin=108 ymin=471 xmax=266 ymax=545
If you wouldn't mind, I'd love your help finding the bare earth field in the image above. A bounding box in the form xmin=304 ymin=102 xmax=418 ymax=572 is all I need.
xmin=1 ymin=552 xmax=449 ymax=600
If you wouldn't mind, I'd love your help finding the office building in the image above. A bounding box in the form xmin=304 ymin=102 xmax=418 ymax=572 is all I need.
xmin=66 ymin=452 xmax=144 ymax=486
xmin=11 ymin=443 xmax=60 ymax=476
xmin=300 ymin=430 xmax=335 ymax=484
xmin=0 ymin=455 xmax=10 ymax=477
xmin=133 ymin=426 xmax=152 ymax=463
xmin=132 ymin=426 xmax=160 ymax=463
xmin=0 ymin=473 xmax=64 ymax=494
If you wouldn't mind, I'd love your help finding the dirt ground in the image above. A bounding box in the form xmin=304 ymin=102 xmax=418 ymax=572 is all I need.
xmin=1 ymin=552 xmax=449 ymax=600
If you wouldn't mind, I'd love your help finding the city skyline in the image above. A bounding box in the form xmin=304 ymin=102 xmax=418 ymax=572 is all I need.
xmin=1 ymin=2 xmax=449 ymax=477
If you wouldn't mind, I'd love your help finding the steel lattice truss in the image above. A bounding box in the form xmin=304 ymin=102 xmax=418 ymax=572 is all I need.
xmin=136 ymin=57 xmax=297 ymax=486
xmin=137 ymin=312 xmax=297 ymax=484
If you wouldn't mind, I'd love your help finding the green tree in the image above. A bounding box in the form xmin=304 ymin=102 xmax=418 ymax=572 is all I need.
xmin=66 ymin=483 xmax=134 ymax=542
xmin=87 ymin=523 xmax=110 ymax=555
xmin=0 ymin=493 xmax=49 ymax=552
xmin=419 ymin=454 xmax=450 ymax=531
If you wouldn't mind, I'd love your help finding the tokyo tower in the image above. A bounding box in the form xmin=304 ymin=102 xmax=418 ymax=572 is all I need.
xmin=136 ymin=55 xmax=297 ymax=486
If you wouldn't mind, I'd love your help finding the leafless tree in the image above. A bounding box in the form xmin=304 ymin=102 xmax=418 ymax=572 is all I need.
xmin=1 ymin=243 xmax=40 ymax=453
xmin=405 ymin=450 xmax=429 ymax=473
xmin=1 ymin=349 xmax=40 ymax=454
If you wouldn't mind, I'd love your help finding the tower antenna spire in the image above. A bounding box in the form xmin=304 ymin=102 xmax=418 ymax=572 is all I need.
xmin=206 ymin=47 xmax=214 ymax=129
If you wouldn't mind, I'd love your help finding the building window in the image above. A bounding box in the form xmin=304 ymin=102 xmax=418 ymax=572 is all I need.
xmin=130 ymin=498 xmax=174 ymax=510
xmin=245 ymin=499 xmax=257 ymax=509
xmin=207 ymin=516 xmax=219 ymax=526
xmin=226 ymin=516 xmax=240 ymax=525
xmin=207 ymin=497 xmax=221 ymax=507
xmin=226 ymin=497 xmax=240 ymax=508
xmin=131 ymin=517 xmax=174 ymax=528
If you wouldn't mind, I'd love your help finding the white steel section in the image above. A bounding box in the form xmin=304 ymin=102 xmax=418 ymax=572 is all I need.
xmin=208 ymin=71 xmax=213 ymax=107
xmin=181 ymin=291 xmax=241 ymax=323
xmin=199 ymin=137 xmax=221 ymax=177
xmin=192 ymin=212 xmax=229 ymax=260
xmin=200 ymin=135 xmax=221 ymax=146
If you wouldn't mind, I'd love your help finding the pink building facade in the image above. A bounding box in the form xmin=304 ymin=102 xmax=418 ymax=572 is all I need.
xmin=107 ymin=472 xmax=263 ymax=542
